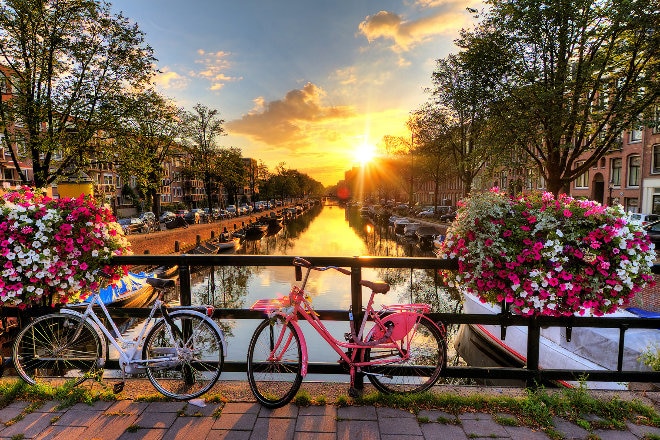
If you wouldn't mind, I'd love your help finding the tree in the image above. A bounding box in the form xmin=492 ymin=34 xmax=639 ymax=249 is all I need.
xmin=464 ymin=0 xmax=659 ymax=195
xmin=430 ymin=49 xmax=503 ymax=196
xmin=178 ymin=103 xmax=228 ymax=209
xmin=408 ymin=105 xmax=456 ymax=207
xmin=216 ymin=147 xmax=245 ymax=208
xmin=0 ymin=0 xmax=155 ymax=188
xmin=112 ymin=89 xmax=179 ymax=215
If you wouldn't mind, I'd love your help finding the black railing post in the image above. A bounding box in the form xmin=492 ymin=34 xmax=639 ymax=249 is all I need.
xmin=617 ymin=324 xmax=628 ymax=371
xmin=350 ymin=260 xmax=363 ymax=390
xmin=179 ymin=264 xmax=191 ymax=306
xmin=526 ymin=316 xmax=540 ymax=388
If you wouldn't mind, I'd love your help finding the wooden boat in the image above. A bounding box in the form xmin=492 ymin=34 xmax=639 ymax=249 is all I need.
xmin=415 ymin=226 xmax=440 ymax=250
xmin=215 ymin=232 xmax=241 ymax=251
xmin=244 ymin=222 xmax=268 ymax=239
xmin=86 ymin=272 xmax=159 ymax=308
xmin=455 ymin=290 xmax=657 ymax=389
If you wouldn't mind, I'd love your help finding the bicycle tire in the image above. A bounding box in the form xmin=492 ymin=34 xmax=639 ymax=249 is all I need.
xmin=12 ymin=313 xmax=103 ymax=387
xmin=143 ymin=311 xmax=224 ymax=400
xmin=247 ymin=316 xmax=303 ymax=408
xmin=364 ymin=315 xmax=446 ymax=394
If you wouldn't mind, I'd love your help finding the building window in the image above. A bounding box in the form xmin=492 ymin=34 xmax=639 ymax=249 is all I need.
xmin=611 ymin=158 xmax=622 ymax=186
xmin=610 ymin=158 xmax=621 ymax=186
xmin=626 ymin=198 xmax=639 ymax=214
xmin=630 ymin=126 xmax=643 ymax=143
xmin=653 ymin=145 xmax=660 ymax=174
xmin=574 ymin=161 xmax=589 ymax=188
xmin=628 ymin=155 xmax=640 ymax=187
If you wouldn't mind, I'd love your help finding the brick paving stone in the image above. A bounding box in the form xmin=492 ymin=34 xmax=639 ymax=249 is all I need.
xmin=381 ymin=435 xmax=424 ymax=440
xmin=33 ymin=401 xmax=63 ymax=413
xmin=161 ymin=415 xmax=215 ymax=440
xmin=0 ymin=400 xmax=30 ymax=423
xmin=258 ymin=404 xmax=299 ymax=419
xmin=0 ymin=412 xmax=56 ymax=439
xmin=420 ymin=423 xmax=469 ymax=440
xmin=52 ymin=409 xmax=102 ymax=427
xmin=591 ymin=429 xmax=639 ymax=440
xmin=222 ymin=403 xmax=261 ymax=415
xmin=337 ymin=420 xmax=380 ymax=440
xmin=298 ymin=406 xmax=336 ymax=417
xmin=418 ymin=409 xmax=457 ymax=423
xmin=69 ymin=400 xmax=115 ymax=411
xmin=295 ymin=415 xmax=337 ymax=432
xmin=77 ymin=412 xmax=140 ymax=440
xmin=552 ymin=416 xmax=590 ymax=440
xmin=458 ymin=413 xmax=510 ymax=438
xmin=180 ymin=402 xmax=223 ymax=417
xmin=106 ymin=400 xmax=150 ymax=415
xmin=293 ymin=433 xmax=335 ymax=440
xmin=376 ymin=407 xmax=416 ymax=419
xmin=132 ymin=411 xmax=178 ymax=429
xmin=504 ymin=425 xmax=553 ymax=439
xmin=250 ymin=417 xmax=296 ymax=440
xmin=206 ymin=431 xmax=252 ymax=440
xmin=626 ymin=421 xmax=660 ymax=438
xmin=378 ymin=416 xmax=423 ymax=436
xmin=143 ymin=402 xmax=187 ymax=413
xmin=337 ymin=405 xmax=377 ymax=420
xmin=213 ymin=412 xmax=258 ymax=431
xmin=117 ymin=427 xmax=167 ymax=440
xmin=33 ymin=425 xmax=88 ymax=439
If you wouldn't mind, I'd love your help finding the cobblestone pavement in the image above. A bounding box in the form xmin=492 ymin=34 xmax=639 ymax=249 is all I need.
xmin=2 ymin=390 xmax=660 ymax=440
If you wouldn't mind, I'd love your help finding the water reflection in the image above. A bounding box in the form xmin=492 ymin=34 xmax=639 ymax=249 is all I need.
xmin=188 ymin=204 xmax=461 ymax=366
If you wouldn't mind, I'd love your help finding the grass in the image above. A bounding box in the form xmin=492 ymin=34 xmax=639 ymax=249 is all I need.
xmin=1 ymin=378 xmax=658 ymax=438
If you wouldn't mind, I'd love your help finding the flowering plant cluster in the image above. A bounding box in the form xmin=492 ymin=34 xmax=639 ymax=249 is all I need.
xmin=437 ymin=189 xmax=656 ymax=317
xmin=0 ymin=187 xmax=131 ymax=307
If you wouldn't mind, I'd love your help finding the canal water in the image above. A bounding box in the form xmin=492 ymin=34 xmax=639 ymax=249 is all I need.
xmin=185 ymin=204 xmax=462 ymax=376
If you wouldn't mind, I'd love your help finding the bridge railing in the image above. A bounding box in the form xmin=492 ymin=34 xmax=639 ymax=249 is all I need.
xmin=107 ymin=254 xmax=660 ymax=389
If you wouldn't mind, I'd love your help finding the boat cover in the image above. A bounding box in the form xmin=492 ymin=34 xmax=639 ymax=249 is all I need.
xmin=83 ymin=272 xmax=150 ymax=304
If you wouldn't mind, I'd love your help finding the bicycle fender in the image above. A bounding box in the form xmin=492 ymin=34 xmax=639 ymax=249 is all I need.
xmin=287 ymin=319 xmax=308 ymax=377
xmin=168 ymin=310 xmax=228 ymax=355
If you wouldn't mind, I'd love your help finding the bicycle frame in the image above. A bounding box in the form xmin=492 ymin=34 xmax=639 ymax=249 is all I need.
xmin=62 ymin=293 xmax=169 ymax=374
xmin=252 ymin=270 xmax=436 ymax=380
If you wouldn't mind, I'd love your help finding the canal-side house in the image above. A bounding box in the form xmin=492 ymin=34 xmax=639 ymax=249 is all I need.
xmin=570 ymin=104 xmax=660 ymax=215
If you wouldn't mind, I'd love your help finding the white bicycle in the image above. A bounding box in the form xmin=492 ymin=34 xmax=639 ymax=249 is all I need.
xmin=12 ymin=278 xmax=226 ymax=400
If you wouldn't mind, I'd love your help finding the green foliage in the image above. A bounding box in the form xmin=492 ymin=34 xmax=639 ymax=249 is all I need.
xmin=0 ymin=0 xmax=155 ymax=188
xmin=640 ymin=345 xmax=660 ymax=371
xmin=293 ymin=390 xmax=312 ymax=407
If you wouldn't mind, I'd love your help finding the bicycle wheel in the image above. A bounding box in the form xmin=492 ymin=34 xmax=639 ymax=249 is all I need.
xmin=13 ymin=313 xmax=103 ymax=387
xmin=247 ymin=316 xmax=303 ymax=408
xmin=364 ymin=315 xmax=446 ymax=394
xmin=143 ymin=311 xmax=224 ymax=400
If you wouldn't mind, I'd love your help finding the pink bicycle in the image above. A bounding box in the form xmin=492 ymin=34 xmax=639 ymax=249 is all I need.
xmin=247 ymin=257 xmax=447 ymax=408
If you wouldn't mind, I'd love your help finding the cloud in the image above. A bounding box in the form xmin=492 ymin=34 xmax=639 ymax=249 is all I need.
xmin=153 ymin=67 xmax=188 ymax=90
xmin=192 ymin=49 xmax=242 ymax=91
xmin=358 ymin=3 xmax=469 ymax=52
xmin=226 ymin=82 xmax=355 ymax=147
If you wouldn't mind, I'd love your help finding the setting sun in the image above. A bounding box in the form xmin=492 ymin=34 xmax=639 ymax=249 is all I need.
xmin=354 ymin=143 xmax=377 ymax=165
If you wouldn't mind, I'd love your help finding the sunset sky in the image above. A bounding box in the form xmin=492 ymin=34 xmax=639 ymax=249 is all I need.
xmin=110 ymin=0 xmax=481 ymax=187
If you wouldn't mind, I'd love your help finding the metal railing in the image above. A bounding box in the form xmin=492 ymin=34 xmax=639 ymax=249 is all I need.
xmin=106 ymin=254 xmax=660 ymax=389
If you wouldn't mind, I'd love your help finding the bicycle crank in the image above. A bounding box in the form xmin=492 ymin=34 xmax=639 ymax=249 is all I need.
xmin=361 ymin=370 xmax=393 ymax=379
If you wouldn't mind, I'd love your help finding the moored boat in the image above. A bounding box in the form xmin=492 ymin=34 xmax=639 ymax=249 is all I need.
xmin=455 ymin=290 xmax=657 ymax=389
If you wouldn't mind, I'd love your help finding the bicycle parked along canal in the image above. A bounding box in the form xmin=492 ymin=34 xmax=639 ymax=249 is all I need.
xmin=12 ymin=278 xmax=226 ymax=400
xmin=247 ymin=257 xmax=447 ymax=408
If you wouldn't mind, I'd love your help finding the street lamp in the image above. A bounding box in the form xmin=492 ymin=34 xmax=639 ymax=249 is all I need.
xmin=608 ymin=183 xmax=613 ymax=206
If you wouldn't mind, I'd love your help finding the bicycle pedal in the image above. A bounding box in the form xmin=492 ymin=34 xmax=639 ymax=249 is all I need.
xmin=113 ymin=382 xmax=125 ymax=394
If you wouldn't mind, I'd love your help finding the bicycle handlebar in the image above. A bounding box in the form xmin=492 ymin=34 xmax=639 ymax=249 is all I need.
xmin=293 ymin=257 xmax=351 ymax=275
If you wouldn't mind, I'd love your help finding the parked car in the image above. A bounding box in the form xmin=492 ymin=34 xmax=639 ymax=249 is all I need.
xmin=117 ymin=217 xmax=146 ymax=235
xmin=643 ymin=220 xmax=660 ymax=246
xmin=418 ymin=207 xmax=437 ymax=218
xmin=226 ymin=205 xmax=237 ymax=216
xmin=630 ymin=213 xmax=660 ymax=226
xmin=138 ymin=211 xmax=158 ymax=232
xmin=175 ymin=209 xmax=188 ymax=218
xmin=159 ymin=211 xmax=176 ymax=223
xmin=440 ymin=210 xmax=457 ymax=222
